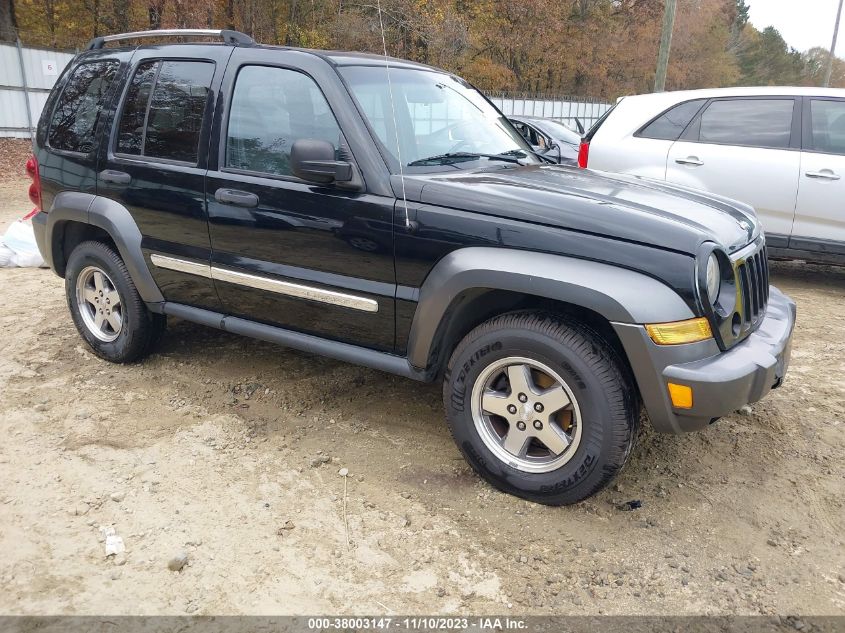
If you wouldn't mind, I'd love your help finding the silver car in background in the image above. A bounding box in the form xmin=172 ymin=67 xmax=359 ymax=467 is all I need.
xmin=509 ymin=115 xmax=581 ymax=165
xmin=580 ymin=87 xmax=845 ymax=265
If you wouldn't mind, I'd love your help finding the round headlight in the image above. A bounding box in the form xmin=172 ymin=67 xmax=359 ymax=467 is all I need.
xmin=706 ymin=253 xmax=720 ymax=304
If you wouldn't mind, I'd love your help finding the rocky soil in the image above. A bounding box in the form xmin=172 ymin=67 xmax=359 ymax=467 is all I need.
xmin=0 ymin=179 xmax=843 ymax=615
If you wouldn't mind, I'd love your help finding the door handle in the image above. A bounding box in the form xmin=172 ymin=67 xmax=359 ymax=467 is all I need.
xmin=99 ymin=169 xmax=131 ymax=185
xmin=214 ymin=188 xmax=259 ymax=208
xmin=675 ymin=156 xmax=703 ymax=166
xmin=805 ymin=170 xmax=840 ymax=181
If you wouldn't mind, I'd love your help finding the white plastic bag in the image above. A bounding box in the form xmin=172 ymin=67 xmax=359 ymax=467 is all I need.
xmin=0 ymin=219 xmax=45 ymax=268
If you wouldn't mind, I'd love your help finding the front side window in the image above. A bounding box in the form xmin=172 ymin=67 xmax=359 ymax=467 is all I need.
xmin=808 ymin=99 xmax=845 ymax=155
xmin=49 ymin=60 xmax=119 ymax=153
xmin=340 ymin=66 xmax=536 ymax=168
xmin=638 ymin=99 xmax=705 ymax=141
xmin=697 ymin=99 xmax=794 ymax=149
xmin=226 ymin=66 xmax=342 ymax=176
xmin=116 ymin=60 xmax=214 ymax=163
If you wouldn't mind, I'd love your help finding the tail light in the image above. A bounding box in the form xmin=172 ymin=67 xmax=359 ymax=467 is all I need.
xmin=25 ymin=155 xmax=42 ymax=211
xmin=577 ymin=141 xmax=589 ymax=169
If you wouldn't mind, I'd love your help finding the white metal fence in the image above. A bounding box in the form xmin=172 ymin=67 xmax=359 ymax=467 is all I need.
xmin=489 ymin=93 xmax=612 ymax=130
xmin=0 ymin=43 xmax=609 ymax=139
xmin=0 ymin=42 xmax=75 ymax=138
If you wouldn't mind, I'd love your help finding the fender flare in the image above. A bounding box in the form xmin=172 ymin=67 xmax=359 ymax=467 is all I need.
xmin=405 ymin=247 xmax=694 ymax=370
xmin=46 ymin=192 xmax=164 ymax=303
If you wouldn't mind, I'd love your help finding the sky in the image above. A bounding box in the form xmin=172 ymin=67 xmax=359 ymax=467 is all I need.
xmin=748 ymin=0 xmax=845 ymax=53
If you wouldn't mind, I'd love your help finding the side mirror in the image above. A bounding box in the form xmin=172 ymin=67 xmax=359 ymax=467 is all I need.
xmin=543 ymin=142 xmax=561 ymax=163
xmin=290 ymin=139 xmax=353 ymax=184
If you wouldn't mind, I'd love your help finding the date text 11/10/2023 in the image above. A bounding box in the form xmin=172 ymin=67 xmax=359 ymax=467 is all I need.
xmin=306 ymin=617 xmax=528 ymax=630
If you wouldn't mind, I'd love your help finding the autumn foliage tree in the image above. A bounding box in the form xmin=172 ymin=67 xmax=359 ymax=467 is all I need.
xmin=7 ymin=0 xmax=845 ymax=97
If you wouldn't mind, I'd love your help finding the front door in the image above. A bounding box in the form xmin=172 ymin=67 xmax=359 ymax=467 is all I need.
xmin=665 ymin=97 xmax=800 ymax=241
xmin=206 ymin=49 xmax=396 ymax=351
xmin=792 ymin=97 xmax=845 ymax=254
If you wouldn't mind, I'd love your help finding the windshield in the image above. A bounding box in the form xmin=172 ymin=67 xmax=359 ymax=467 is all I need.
xmin=340 ymin=65 xmax=537 ymax=169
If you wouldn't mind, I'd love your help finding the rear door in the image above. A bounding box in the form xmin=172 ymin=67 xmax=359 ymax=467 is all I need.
xmin=97 ymin=45 xmax=232 ymax=311
xmin=792 ymin=97 xmax=845 ymax=253
xmin=665 ymin=97 xmax=801 ymax=242
xmin=587 ymin=97 xmax=704 ymax=179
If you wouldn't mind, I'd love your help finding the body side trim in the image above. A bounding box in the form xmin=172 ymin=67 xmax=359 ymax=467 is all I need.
xmin=150 ymin=254 xmax=380 ymax=313
xmin=150 ymin=254 xmax=212 ymax=278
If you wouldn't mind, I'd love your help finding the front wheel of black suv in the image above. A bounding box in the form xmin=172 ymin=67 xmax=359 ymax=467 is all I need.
xmin=442 ymin=311 xmax=638 ymax=505
xmin=65 ymin=241 xmax=165 ymax=363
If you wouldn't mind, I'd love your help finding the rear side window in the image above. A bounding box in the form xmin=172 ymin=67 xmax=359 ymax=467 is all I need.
xmin=807 ymin=99 xmax=845 ymax=155
xmin=696 ymin=99 xmax=794 ymax=149
xmin=48 ymin=61 xmax=119 ymax=153
xmin=638 ymin=99 xmax=705 ymax=141
xmin=226 ymin=66 xmax=342 ymax=177
xmin=116 ymin=60 xmax=214 ymax=163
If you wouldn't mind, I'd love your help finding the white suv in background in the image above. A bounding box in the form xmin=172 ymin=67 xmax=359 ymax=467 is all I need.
xmin=581 ymin=87 xmax=845 ymax=265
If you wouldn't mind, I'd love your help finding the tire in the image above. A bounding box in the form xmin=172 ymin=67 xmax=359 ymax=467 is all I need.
xmin=442 ymin=311 xmax=638 ymax=505
xmin=65 ymin=240 xmax=165 ymax=363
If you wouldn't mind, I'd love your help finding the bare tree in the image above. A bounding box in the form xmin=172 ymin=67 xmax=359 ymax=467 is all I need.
xmin=149 ymin=0 xmax=164 ymax=29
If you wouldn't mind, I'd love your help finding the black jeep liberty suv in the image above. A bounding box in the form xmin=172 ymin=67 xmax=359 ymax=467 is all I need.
xmin=29 ymin=29 xmax=796 ymax=505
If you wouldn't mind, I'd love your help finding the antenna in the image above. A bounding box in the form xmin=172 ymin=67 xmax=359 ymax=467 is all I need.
xmin=376 ymin=0 xmax=410 ymax=229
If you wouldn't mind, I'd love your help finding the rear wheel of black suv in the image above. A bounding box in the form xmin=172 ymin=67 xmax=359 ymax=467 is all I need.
xmin=442 ymin=311 xmax=638 ymax=505
xmin=65 ymin=241 xmax=165 ymax=363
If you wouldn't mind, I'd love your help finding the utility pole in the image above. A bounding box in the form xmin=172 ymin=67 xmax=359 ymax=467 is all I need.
xmin=654 ymin=0 xmax=677 ymax=92
xmin=824 ymin=0 xmax=844 ymax=87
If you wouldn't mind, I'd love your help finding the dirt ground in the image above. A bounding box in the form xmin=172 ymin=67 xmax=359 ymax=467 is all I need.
xmin=0 ymin=177 xmax=843 ymax=616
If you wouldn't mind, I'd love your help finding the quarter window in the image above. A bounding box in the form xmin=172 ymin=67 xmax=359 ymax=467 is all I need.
xmin=226 ymin=66 xmax=342 ymax=176
xmin=116 ymin=60 xmax=214 ymax=163
xmin=638 ymin=99 xmax=705 ymax=141
xmin=697 ymin=99 xmax=794 ymax=149
xmin=48 ymin=61 xmax=119 ymax=153
xmin=807 ymin=99 xmax=845 ymax=155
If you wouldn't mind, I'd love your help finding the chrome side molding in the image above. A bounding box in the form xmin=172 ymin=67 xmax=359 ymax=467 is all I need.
xmin=150 ymin=254 xmax=212 ymax=278
xmin=150 ymin=254 xmax=379 ymax=313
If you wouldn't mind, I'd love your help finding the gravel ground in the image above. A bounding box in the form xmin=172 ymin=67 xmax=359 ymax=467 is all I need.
xmin=0 ymin=179 xmax=843 ymax=615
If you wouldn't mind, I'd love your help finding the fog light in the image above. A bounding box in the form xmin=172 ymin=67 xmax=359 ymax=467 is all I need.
xmin=668 ymin=383 xmax=693 ymax=409
xmin=646 ymin=317 xmax=712 ymax=345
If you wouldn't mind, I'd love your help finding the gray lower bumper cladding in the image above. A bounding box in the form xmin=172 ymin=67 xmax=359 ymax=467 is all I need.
xmin=614 ymin=287 xmax=796 ymax=433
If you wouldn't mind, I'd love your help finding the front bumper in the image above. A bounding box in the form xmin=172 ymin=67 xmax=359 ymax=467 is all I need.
xmin=613 ymin=286 xmax=796 ymax=433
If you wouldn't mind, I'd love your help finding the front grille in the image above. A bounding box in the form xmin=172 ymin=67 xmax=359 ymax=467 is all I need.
xmin=734 ymin=243 xmax=769 ymax=333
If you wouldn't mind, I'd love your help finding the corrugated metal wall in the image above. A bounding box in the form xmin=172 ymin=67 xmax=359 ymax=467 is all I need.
xmin=489 ymin=94 xmax=612 ymax=130
xmin=0 ymin=43 xmax=75 ymax=138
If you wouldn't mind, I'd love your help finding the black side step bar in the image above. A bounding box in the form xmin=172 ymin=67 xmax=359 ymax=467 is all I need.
xmin=161 ymin=302 xmax=428 ymax=382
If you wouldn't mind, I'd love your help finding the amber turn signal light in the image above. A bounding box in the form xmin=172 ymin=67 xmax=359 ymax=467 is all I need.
xmin=645 ymin=317 xmax=712 ymax=345
xmin=668 ymin=383 xmax=693 ymax=409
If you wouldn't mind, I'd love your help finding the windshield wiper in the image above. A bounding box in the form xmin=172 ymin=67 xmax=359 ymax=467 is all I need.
xmin=499 ymin=148 xmax=556 ymax=164
xmin=407 ymin=152 xmax=523 ymax=167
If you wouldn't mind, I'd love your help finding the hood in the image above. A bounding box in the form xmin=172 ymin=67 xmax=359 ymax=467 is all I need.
xmin=399 ymin=165 xmax=758 ymax=255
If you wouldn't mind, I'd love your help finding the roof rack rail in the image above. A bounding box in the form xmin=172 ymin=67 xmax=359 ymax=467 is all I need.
xmin=86 ymin=29 xmax=255 ymax=50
